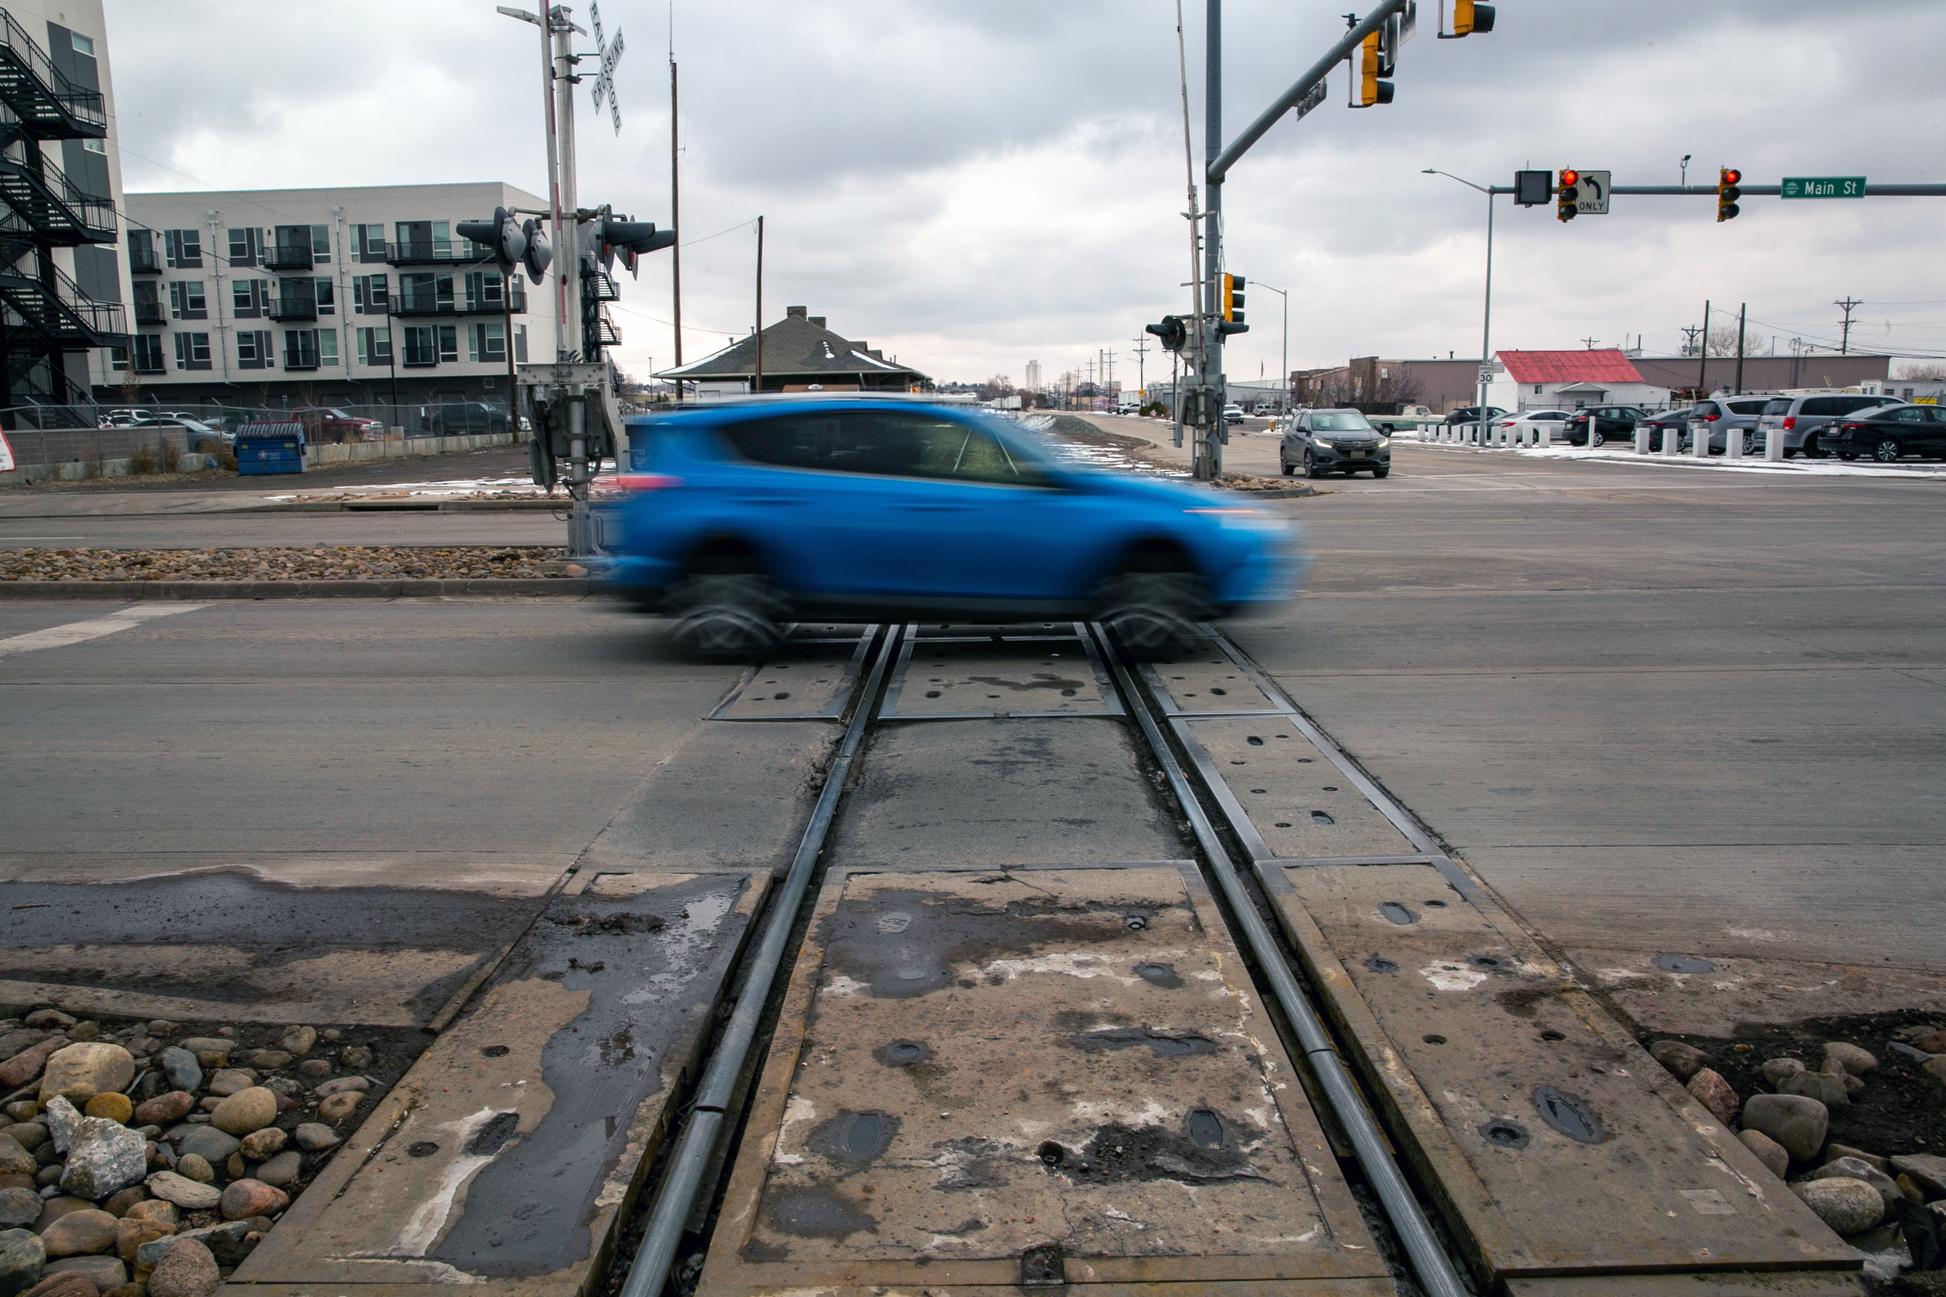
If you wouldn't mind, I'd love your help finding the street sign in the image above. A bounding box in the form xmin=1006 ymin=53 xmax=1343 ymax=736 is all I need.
xmin=1477 ymin=366 xmax=1494 ymax=384
xmin=589 ymin=0 xmax=625 ymax=134
xmin=1291 ymin=79 xmax=1328 ymax=122
xmin=1782 ymin=176 xmax=1866 ymax=199
xmin=1400 ymin=0 xmax=1418 ymax=44
xmin=1575 ymin=169 xmax=1611 ymax=215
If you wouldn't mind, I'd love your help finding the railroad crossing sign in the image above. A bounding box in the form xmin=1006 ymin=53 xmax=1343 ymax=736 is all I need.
xmin=1291 ymin=79 xmax=1328 ymax=122
xmin=1575 ymin=169 xmax=1611 ymax=215
xmin=589 ymin=0 xmax=624 ymax=134
xmin=1782 ymin=175 xmax=1866 ymax=199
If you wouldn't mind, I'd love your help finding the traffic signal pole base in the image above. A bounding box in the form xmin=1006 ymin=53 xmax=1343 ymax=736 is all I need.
xmin=567 ymin=499 xmax=601 ymax=558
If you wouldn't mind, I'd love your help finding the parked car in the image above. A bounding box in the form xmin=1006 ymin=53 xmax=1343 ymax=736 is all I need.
xmin=1281 ymin=408 xmax=1391 ymax=478
xmin=292 ymin=406 xmax=385 ymax=442
xmin=1252 ymin=402 xmax=1276 ymax=417
xmin=99 ymin=408 xmax=145 ymax=428
xmin=1823 ymin=403 xmax=1946 ymax=462
xmin=1368 ymin=404 xmax=1444 ymax=436
xmin=1499 ymin=409 xmax=1572 ymax=442
xmin=1635 ymin=407 xmax=1697 ymax=452
xmin=1222 ymin=404 xmax=1245 ymax=425
xmin=421 ymin=401 xmax=513 ymax=435
xmin=1444 ymin=406 xmax=1507 ymax=428
xmin=1562 ymin=405 xmax=1649 ymax=448
xmin=1754 ymin=393 xmax=1901 ymax=458
xmin=139 ymin=416 xmax=231 ymax=450
xmin=605 ymin=398 xmax=1298 ymax=658
xmin=1116 ymin=400 xmax=1142 ymax=416
xmin=1684 ymin=396 xmax=1775 ymax=454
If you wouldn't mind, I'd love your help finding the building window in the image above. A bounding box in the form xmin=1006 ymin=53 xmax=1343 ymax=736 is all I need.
xmin=318 ymin=330 xmax=339 ymax=367
xmin=132 ymin=335 xmax=164 ymax=373
xmin=353 ymin=273 xmax=388 ymax=314
xmin=173 ymin=332 xmax=212 ymax=371
xmin=354 ymin=224 xmax=386 ymax=262
xmin=514 ymin=323 xmax=527 ymax=363
xmin=403 ymin=325 xmax=438 ymax=366
xmin=237 ymin=330 xmax=274 ymax=370
xmin=107 ymin=344 xmax=128 ymax=372
xmin=283 ymin=330 xmax=322 ymax=370
xmin=164 ymin=229 xmax=202 ymax=268
xmin=232 ymin=278 xmax=267 ymax=317
xmin=1534 ymin=384 xmax=1542 ymax=394
xmin=71 ymin=32 xmax=95 ymax=57
xmin=468 ymin=321 xmax=506 ymax=362
xmin=82 ymin=138 xmax=106 ymax=155
xmin=314 ymin=277 xmax=336 ymax=315
xmin=356 ymin=326 xmax=392 ymax=366
xmin=169 ymin=280 xmax=207 ymax=320
xmin=437 ymin=323 xmax=458 ymax=363
xmin=227 ymin=228 xmax=260 ymax=267
xmin=310 ymin=224 xmax=332 ymax=264
xmin=465 ymin=271 xmax=505 ymax=311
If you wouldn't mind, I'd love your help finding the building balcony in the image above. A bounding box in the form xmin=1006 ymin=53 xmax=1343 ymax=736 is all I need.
xmin=400 ymin=350 xmax=440 ymax=368
xmin=267 ymin=295 xmax=318 ymax=322
xmin=133 ymin=299 xmax=164 ymax=325
xmin=282 ymin=353 xmax=320 ymax=372
xmin=385 ymin=241 xmax=471 ymax=266
xmin=389 ymin=284 xmax=526 ymax=317
xmin=0 ymin=11 xmax=108 ymax=140
xmin=131 ymin=357 xmax=164 ymax=375
xmin=129 ymin=244 xmax=161 ymax=275
xmin=0 ymin=151 xmax=116 ymax=244
xmin=262 ymin=244 xmax=314 ymax=271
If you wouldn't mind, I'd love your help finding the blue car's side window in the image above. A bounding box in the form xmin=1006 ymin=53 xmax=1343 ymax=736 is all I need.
xmin=720 ymin=411 xmax=1049 ymax=488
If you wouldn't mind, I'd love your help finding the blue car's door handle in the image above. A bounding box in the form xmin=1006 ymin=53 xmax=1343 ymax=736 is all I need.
xmin=894 ymin=501 xmax=973 ymax=512
xmin=731 ymin=493 xmax=804 ymax=506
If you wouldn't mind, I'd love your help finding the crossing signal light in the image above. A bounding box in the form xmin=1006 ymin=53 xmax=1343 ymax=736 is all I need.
xmin=594 ymin=213 xmax=676 ymax=277
xmin=1221 ymin=273 xmax=1249 ymax=333
xmin=1716 ymin=166 xmax=1742 ymax=222
xmin=1452 ymin=0 xmax=1495 ymax=35
xmin=1556 ymin=168 xmax=1579 ymax=223
xmin=1355 ymin=32 xmax=1394 ymax=107
xmin=1145 ymin=315 xmax=1188 ymax=353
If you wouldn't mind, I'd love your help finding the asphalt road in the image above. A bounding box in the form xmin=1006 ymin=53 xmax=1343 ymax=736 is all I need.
xmin=4 ymin=444 xmax=1941 ymax=1032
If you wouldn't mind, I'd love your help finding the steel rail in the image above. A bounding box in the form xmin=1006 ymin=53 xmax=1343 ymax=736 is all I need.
xmin=1090 ymin=622 xmax=1471 ymax=1297
xmin=617 ymin=622 xmax=903 ymax=1297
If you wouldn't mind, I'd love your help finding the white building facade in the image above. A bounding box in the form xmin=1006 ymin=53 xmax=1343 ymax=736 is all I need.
xmin=113 ymin=182 xmax=558 ymax=415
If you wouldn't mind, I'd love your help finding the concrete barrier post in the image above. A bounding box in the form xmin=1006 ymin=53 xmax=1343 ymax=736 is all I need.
xmin=1634 ymin=428 xmax=1651 ymax=454
xmin=1726 ymin=427 xmax=1744 ymax=460
xmin=1765 ymin=428 xmax=1783 ymax=461
xmin=1538 ymin=426 xmax=1551 ymax=448
xmin=1665 ymin=428 xmax=1682 ymax=458
xmin=1694 ymin=427 xmax=1711 ymax=459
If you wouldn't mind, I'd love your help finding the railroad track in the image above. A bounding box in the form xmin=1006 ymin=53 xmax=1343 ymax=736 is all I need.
xmin=606 ymin=620 xmax=1860 ymax=1297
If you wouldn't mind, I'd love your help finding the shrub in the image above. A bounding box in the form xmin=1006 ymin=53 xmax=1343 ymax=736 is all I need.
xmin=128 ymin=443 xmax=157 ymax=475
xmin=154 ymin=437 xmax=181 ymax=474
xmin=80 ymin=447 xmax=104 ymax=479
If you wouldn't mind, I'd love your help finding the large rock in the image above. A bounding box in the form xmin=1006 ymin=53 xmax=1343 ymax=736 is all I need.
xmin=275 ymin=1028 xmax=316 ymax=1060
xmin=130 ymin=1095 xmax=191 ymax=1129
xmin=39 ymin=1255 xmax=124 ymax=1291
xmin=58 ymin=1122 xmax=146 ymax=1201
xmin=1759 ymin=1057 xmax=1806 ymax=1089
xmin=290 ymin=1124 xmax=338 ymax=1154
xmin=317 ymin=1092 xmax=362 ymax=1126
xmin=1792 ymin=1177 xmax=1883 ymax=1236
xmin=1741 ymin=1093 xmax=1829 ymax=1162
xmin=1686 ymin=1067 xmax=1740 ymax=1126
xmin=0 ymin=1228 xmax=43 ymax=1297
xmin=1811 ymin=1157 xmax=1901 ymax=1209
xmin=0 ymin=1041 xmax=64 ymax=1093
xmin=0 ymin=1192 xmax=37 ymax=1232
xmin=0 ymin=1144 xmax=30 ymax=1181
xmin=253 ymin=1152 xmax=300 ymax=1190
xmin=113 ymin=1215 xmax=172 ymax=1264
xmin=1779 ymin=1070 xmax=1848 ymax=1107
xmin=133 ymin=1220 xmax=263 ymax=1271
xmin=155 ymin=1050 xmax=200 ymax=1095
xmin=237 ymin=1130 xmax=285 ymax=1163
xmin=1822 ymin=1041 xmax=1876 ymax=1075
xmin=146 ymin=1238 xmax=218 ymax=1297
xmin=1891 ymin=1153 xmax=1946 ymax=1196
xmin=1737 ymin=1129 xmax=1788 ymax=1178
xmin=39 ymin=1102 xmax=78 ymax=1158
xmin=1649 ymin=1039 xmax=1709 ymax=1081
xmin=201 ymin=1072 xmax=252 ymax=1101
xmin=172 ymin=1041 xmax=229 ymax=1071
xmin=168 ymin=1129 xmax=236 ymax=1167
xmin=36 ymin=1209 xmax=116 ymax=1259
xmin=173 ymin=1157 xmax=212 ymax=1187
xmin=122 ymin=1201 xmax=174 ymax=1231
xmin=140 ymin=1175 xmax=218 ymax=1213
xmin=216 ymin=1180 xmax=285 ymax=1223
xmin=36 ymin=1046 xmax=133 ymax=1108
xmin=20 ymin=1274 xmax=97 ymax=1297
xmin=0 ymin=1035 xmax=48 ymax=1064
xmin=208 ymin=1090 xmax=275 ymax=1138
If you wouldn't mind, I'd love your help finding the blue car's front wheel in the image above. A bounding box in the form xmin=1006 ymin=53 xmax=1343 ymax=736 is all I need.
xmin=667 ymin=570 xmax=785 ymax=660
xmin=1097 ymin=569 xmax=1207 ymax=660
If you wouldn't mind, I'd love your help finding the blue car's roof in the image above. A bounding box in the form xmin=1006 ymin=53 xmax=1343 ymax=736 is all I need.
xmin=623 ymin=397 xmax=977 ymax=428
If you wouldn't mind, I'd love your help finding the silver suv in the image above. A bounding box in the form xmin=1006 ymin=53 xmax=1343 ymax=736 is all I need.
xmin=1684 ymin=396 xmax=1774 ymax=454
xmin=1754 ymin=393 xmax=1900 ymax=458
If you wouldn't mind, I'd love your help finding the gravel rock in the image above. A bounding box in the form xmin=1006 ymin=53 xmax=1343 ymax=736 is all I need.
xmin=40 ymin=1256 xmax=124 ymax=1291
xmin=1737 ymin=1129 xmax=1788 ymax=1178
xmin=1 ymin=1107 xmax=36 ymax=1127
xmin=1742 ymin=1093 xmax=1829 ymax=1162
xmin=1823 ymin=1143 xmax=1887 ymax=1172
xmin=1792 ymin=1176 xmax=1883 ymax=1236
xmin=130 ymin=1095 xmax=190 ymax=1129
xmin=167 ymin=1128 xmax=235 ymax=1167
xmin=172 ymin=1157 xmax=211 ymax=1187
xmin=1891 ymin=1153 xmax=1946 ymax=1197
xmin=1822 ymin=1041 xmax=1877 ymax=1075
xmin=36 ymin=1047 xmax=133 ymax=1108
xmin=139 ymin=1176 xmax=217 ymax=1213
xmin=1812 ymin=1156 xmax=1901 ymax=1208
xmin=1778 ymin=1071 xmax=1848 ymax=1108
xmin=112 ymin=1215 xmax=171 ymax=1265
xmin=338 ymin=1045 xmax=371 ymax=1070
xmin=201 ymin=1071 xmax=251 ymax=1100
xmin=36 ymin=1209 xmax=116 ymax=1259
xmin=209 ymin=1089 xmax=275 ymax=1139
xmin=290 ymin=1124 xmax=338 ymax=1153
xmin=32 ymin=1170 xmax=58 ymax=1190
xmin=121 ymin=1201 xmax=172 ymax=1231
xmin=1759 ymin=1057 xmax=1806 ymax=1088
xmin=0 ymin=1228 xmax=45 ymax=1297
xmin=134 ymin=1220 xmax=262 ymax=1272
xmin=57 ymin=1122 xmax=145 ymax=1200
xmin=1927 ymin=1055 xmax=1946 ymax=1086
xmin=0 ymin=1036 xmax=47 ymax=1064
xmin=1907 ymin=1027 xmax=1946 ymax=1055
xmin=275 ymin=1028 xmax=315 ymax=1060
xmin=146 ymin=1238 xmax=218 ymax=1297
xmin=19 ymin=1274 xmax=95 ymax=1297
xmin=0 ymin=1193 xmax=35 ymax=1232
xmin=96 ymin=1192 xmax=140 ymax=1221
xmin=238 ymin=1130 xmax=284 ymax=1162
xmin=0 ymin=1131 xmax=44 ymax=1159
xmin=1686 ymin=1067 xmax=1740 ymax=1126
xmin=2 ymin=547 xmax=571 ymax=584
xmin=155 ymin=1051 xmax=200 ymax=1096
xmin=295 ymin=1060 xmax=331 ymax=1080
xmin=317 ymin=1093 xmax=362 ymax=1126
xmin=244 ymin=1051 xmax=292 ymax=1073
xmin=0 ymin=1043 xmax=65 ymax=1094
xmin=20 ymin=1016 xmax=72 ymax=1033
xmin=39 ymin=1104 xmax=78 ymax=1160
xmin=222 ymin=1155 xmax=245 ymax=1183
xmin=76 ymin=1098 xmax=127 ymax=1128
xmin=216 ymin=1181 xmax=285 ymax=1223
xmin=311 ymin=1077 xmax=371 ymax=1098
xmin=1649 ymin=1040 xmax=1709 ymax=1081
xmin=0 ymin=1146 xmax=31 ymax=1182
xmin=173 ymin=1041 xmax=229 ymax=1072
xmin=252 ymin=1152 xmax=300 ymax=1190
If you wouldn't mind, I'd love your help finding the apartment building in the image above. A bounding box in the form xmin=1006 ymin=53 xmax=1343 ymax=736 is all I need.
xmin=0 ymin=0 xmax=129 ymax=424
xmin=114 ymin=181 xmax=559 ymax=411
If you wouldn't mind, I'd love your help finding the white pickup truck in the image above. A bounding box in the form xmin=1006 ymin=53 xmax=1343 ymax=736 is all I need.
xmin=1366 ymin=405 xmax=1444 ymax=435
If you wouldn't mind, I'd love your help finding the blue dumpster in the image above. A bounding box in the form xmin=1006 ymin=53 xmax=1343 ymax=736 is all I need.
xmin=235 ymin=423 xmax=306 ymax=475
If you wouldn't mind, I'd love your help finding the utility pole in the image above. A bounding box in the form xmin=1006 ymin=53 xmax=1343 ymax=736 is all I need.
xmin=1202 ymin=0 xmax=1224 ymax=480
xmin=1681 ymin=325 xmax=1701 ymax=357
xmin=669 ymin=53 xmax=682 ymax=393
xmin=1580 ymin=336 xmax=1599 ymax=350
xmin=1698 ymin=301 xmax=1711 ymax=392
xmin=1734 ymin=302 xmax=1747 ymax=394
xmin=1835 ymin=296 xmax=1860 ymax=355
xmin=1131 ymin=333 xmax=1149 ymax=404
xmin=753 ymin=215 xmax=764 ymax=394
xmin=1105 ymin=349 xmax=1116 ymax=395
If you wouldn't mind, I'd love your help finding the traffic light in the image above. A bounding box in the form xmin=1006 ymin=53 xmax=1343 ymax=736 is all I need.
xmin=1355 ymin=32 xmax=1394 ymax=107
xmin=1716 ymin=167 xmax=1742 ymax=222
xmin=1556 ymin=168 xmax=1579 ymax=223
xmin=1220 ymin=273 xmax=1248 ymax=333
xmin=1145 ymin=315 xmax=1188 ymax=353
xmin=1452 ymin=0 xmax=1495 ymax=35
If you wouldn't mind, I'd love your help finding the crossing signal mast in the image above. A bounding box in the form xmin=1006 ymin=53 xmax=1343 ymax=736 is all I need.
xmin=488 ymin=0 xmax=675 ymax=556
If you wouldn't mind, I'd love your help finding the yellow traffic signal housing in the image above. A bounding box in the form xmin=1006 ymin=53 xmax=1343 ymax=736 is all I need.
xmin=1221 ymin=273 xmax=1248 ymax=333
xmin=1716 ymin=166 xmax=1742 ymax=222
xmin=1355 ymin=32 xmax=1394 ymax=107
xmin=1556 ymin=167 xmax=1579 ymax=223
xmin=1452 ymin=0 xmax=1496 ymax=36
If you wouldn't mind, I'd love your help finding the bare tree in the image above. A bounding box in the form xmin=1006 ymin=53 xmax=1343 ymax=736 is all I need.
xmin=1895 ymin=362 xmax=1946 ymax=381
xmin=1705 ymin=325 xmax=1743 ymax=357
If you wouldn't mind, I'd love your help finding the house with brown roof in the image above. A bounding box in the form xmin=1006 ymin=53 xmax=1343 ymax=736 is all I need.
xmin=659 ymin=306 xmax=929 ymax=397
xmin=1491 ymin=349 xmax=1669 ymax=412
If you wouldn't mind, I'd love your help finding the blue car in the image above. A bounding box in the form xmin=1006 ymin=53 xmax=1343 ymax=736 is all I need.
xmin=605 ymin=399 xmax=1299 ymax=657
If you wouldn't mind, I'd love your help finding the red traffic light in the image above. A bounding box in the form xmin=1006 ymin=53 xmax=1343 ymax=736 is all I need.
xmin=1721 ymin=168 xmax=1741 ymax=186
xmin=1561 ymin=168 xmax=1579 ymax=187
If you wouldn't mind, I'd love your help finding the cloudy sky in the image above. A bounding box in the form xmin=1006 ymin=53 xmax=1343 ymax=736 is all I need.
xmin=104 ymin=0 xmax=1946 ymax=389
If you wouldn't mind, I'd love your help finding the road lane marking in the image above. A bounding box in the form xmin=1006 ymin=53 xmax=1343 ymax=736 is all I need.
xmin=0 ymin=603 xmax=206 ymax=659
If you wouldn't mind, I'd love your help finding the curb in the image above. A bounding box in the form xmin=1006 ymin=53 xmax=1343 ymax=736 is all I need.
xmin=250 ymin=498 xmax=566 ymax=513
xmin=0 ymin=578 xmax=595 ymax=600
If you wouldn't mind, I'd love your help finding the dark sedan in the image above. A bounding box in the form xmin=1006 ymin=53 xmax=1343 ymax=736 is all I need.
xmin=1636 ymin=407 xmax=1696 ymax=452
xmin=1825 ymin=404 xmax=1946 ymax=462
xmin=1563 ymin=405 xmax=1649 ymax=448
xmin=1281 ymin=408 xmax=1391 ymax=478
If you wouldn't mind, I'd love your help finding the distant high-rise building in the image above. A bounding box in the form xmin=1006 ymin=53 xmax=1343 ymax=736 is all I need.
xmin=1024 ymin=358 xmax=1042 ymax=391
